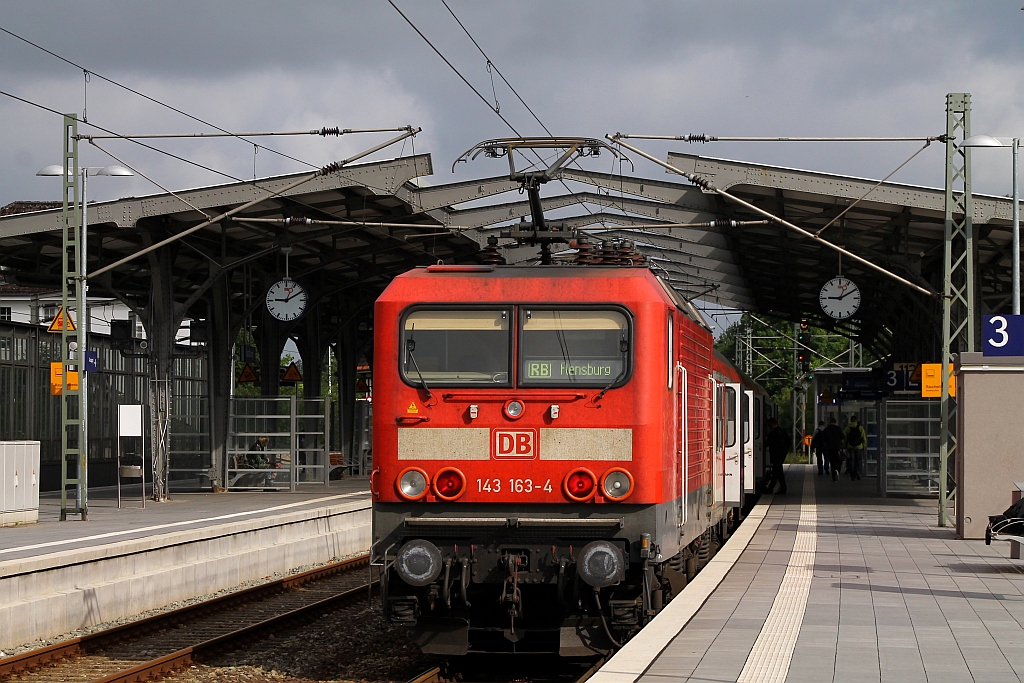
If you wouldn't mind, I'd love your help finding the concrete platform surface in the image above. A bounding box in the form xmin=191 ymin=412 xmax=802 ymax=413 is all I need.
xmin=0 ymin=479 xmax=372 ymax=649
xmin=595 ymin=465 xmax=1024 ymax=683
xmin=0 ymin=478 xmax=370 ymax=563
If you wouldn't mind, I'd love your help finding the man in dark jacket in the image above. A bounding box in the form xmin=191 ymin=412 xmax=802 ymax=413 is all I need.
xmin=764 ymin=418 xmax=789 ymax=494
xmin=821 ymin=417 xmax=845 ymax=482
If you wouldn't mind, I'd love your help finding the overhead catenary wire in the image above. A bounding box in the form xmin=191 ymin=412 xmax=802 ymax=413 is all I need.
xmin=0 ymin=24 xmax=323 ymax=170
xmin=388 ymin=1 xmax=594 ymax=218
xmin=80 ymin=127 xmax=415 ymax=140
xmin=616 ymin=133 xmax=951 ymax=143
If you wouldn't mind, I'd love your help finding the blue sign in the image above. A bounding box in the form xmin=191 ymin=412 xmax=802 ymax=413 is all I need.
xmin=84 ymin=350 xmax=98 ymax=372
xmin=983 ymin=315 xmax=1024 ymax=356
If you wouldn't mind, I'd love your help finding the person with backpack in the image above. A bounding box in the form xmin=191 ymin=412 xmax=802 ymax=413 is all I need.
xmin=821 ymin=417 xmax=845 ymax=482
xmin=764 ymin=418 xmax=790 ymax=495
xmin=844 ymin=415 xmax=867 ymax=481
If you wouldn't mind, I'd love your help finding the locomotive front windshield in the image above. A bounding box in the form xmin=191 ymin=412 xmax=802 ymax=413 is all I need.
xmin=402 ymin=309 xmax=511 ymax=385
xmin=519 ymin=309 xmax=630 ymax=387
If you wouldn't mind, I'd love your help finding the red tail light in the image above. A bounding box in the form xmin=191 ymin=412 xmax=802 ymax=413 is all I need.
xmin=433 ymin=467 xmax=466 ymax=501
xmin=563 ymin=468 xmax=597 ymax=502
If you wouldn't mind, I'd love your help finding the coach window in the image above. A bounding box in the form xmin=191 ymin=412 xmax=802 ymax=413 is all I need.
xmin=754 ymin=397 xmax=761 ymax=438
xmin=519 ymin=309 xmax=630 ymax=387
xmin=401 ymin=309 xmax=511 ymax=386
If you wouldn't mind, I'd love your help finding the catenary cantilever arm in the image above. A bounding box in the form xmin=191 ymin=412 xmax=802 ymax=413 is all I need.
xmin=607 ymin=134 xmax=936 ymax=298
xmin=88 ymin=128 xmax=420 ymax=279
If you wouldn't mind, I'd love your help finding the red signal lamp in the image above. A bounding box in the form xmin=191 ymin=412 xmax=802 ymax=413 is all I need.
xmin=433 ymin=467 xmax=466 ymax=501
xmin=563 ymin=468 xmax=597 ymax=502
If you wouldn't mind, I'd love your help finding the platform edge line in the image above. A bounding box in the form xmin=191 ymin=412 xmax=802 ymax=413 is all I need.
xmin=589 ymin=492 xmax=776 ymax=683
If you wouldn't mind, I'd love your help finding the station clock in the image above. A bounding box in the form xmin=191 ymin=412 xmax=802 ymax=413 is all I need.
xmin=819 ymin=276 xmax=861 ymax=320
xmin=265 ymin=279 xmax=308 ymax=321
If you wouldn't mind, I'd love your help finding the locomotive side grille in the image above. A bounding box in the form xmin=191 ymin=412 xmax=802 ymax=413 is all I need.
xmin=398 ymin=427 xmax=490 ymax=460
xmin=539 ymin=428 xmax=632 ymax=460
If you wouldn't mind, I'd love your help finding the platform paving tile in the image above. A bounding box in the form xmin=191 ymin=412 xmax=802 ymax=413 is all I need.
xmin=632 ymin=466 xmax=1024 ymax=682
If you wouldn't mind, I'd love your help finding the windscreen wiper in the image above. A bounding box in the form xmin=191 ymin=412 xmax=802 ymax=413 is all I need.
xmin=593 ymin=339 xmax=628 ymax=404
xmin=405 ymin=338 xmax=433 ymax=401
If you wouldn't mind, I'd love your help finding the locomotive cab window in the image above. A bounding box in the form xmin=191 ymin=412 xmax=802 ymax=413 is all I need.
xmin=519 ymin=309 xmax=630 ymax=387
xmin=401 ymin=309 xmax=511 ymax=386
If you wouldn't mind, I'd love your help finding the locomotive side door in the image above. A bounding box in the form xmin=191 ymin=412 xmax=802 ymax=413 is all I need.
xmin=742 ymin=390 xmax=754 ymax=494
xmin=712 ymin=380 xmax=722 ymax=506
xmin=724 ymin=383 xmax=742 ymax=506
xmin=678 ymin=363 xmax=688 ymax=530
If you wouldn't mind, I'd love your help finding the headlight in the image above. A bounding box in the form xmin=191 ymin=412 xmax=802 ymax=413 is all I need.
xmin=432 ymin=467 xmax=466 ymax=501
xmin=563 ymin=467 xmax=597 ymax=501
xmin=601 ymin=468 xmax=634 ymax=501
xmin=396 ymin=467 xmax=428 ymax=501
xmin=395 ymin=539 xmax=443 ymax=586
xmin=504 ymin=399 xmax=525 ymax=419
xmin=577 ymin=540 xmax=625 ymax=588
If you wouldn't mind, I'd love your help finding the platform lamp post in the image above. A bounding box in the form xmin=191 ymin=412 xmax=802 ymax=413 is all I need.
xmin=37 ymin=163 xmax=133 ymax=518
xmin=962 ymin=135 xmax=1021 ymax=314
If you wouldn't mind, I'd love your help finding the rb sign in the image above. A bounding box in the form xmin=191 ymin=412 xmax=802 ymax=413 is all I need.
xmin=983 ymin=315 xmax=1024 ymax=356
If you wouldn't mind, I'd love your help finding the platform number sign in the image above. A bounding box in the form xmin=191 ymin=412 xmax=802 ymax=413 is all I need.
xmin=983 ymin=315 xmax=1024 ymax=356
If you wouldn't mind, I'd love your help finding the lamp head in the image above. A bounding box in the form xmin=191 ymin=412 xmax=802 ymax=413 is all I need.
xmin=97 ymin=165 xmax=133 ymax=176
xmin=962 ymin=135 xmax=1011 ymax=148
xmin=35 ymin=165 xmax=64 ymax=176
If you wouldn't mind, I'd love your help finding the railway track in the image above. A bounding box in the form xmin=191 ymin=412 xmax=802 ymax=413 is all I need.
xmin=406 ymin=656 xmax=604 ymax=683
xmin=0 ymin=554 xmax=375 ymax=683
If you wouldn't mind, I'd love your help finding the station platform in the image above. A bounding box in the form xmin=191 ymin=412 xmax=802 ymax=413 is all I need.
xmin=0 ymin=479 xmax=371 ymax=651
xmin=594 ymin=465 xmax=1024 ymax=683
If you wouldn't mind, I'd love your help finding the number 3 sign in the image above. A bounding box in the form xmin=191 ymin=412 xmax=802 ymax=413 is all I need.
xmin=983 ymin=315 xmax=1024 ymax=356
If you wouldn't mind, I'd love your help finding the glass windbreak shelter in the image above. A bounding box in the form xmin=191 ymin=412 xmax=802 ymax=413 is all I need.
xmin=882 ymin=400 xmax=940 ymax=495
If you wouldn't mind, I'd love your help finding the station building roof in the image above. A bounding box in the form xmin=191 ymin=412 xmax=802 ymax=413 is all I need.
xmin=0 ymin=149 xmax=1017 ymax=360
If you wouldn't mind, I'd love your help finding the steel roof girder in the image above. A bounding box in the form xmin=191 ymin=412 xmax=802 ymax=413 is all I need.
xmin=667 ymin=152 xmax=1014 ymax=225
xmin=558 ymin=168 xmax=717 ymax=213
xmin=399 ymin=176 xmax=522 ymax=213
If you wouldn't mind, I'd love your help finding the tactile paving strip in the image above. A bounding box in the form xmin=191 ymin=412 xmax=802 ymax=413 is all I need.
xmin=737 ymin=466 xmax=817 ymax=683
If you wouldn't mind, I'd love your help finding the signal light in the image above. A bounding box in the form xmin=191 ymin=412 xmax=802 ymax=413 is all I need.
xmin=563 ymin=468 xmax=597 ymax=501
xmin=433 ymin=467 xmax=466 ymax=501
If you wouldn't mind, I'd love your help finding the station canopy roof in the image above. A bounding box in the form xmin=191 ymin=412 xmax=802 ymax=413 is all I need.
xmin=0 ymin=148 xmax=1017 ymax=359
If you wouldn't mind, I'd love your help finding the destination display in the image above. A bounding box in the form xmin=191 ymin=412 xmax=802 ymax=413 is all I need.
xmin=522 ymin=357 xmax=624 ymax=384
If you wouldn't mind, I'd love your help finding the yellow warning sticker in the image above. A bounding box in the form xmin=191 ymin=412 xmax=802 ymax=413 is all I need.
xmin=407 ymin=402 xmax=419 ymax=414
xmin=46 ymin=305 xmax=76 ymax=333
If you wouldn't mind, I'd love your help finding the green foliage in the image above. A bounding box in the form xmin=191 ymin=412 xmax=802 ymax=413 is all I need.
xmin=714 ymin=312 xmax=876 ymax=442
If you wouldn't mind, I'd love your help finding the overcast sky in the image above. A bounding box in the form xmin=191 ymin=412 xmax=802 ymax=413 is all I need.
xmin=1 ymin=1 xmax=1022 ymax=212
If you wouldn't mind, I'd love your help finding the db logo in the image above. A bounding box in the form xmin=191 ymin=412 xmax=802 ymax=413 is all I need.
xmin=492 ymin=429 xmax=537 ymax=459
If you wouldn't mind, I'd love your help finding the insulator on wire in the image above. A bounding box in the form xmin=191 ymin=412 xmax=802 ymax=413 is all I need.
xmin=319 ymin=161 xmax=343 ymax=176
xmin=319 ymin=127 xmax=342 ymax=137
xmin=689 ymin=175 xmax=714 ymax=191
xmin=480 ymin=236 xmax=506 ymax=265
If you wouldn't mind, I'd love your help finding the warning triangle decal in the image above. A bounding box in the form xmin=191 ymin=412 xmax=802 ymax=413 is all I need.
xmin=281 ymin=362 xmax=303 ymax=383
xmin=238 ymin=363 xmax=259 ymax=383
xmin=46 ymin=305 xmax=77 ymax=333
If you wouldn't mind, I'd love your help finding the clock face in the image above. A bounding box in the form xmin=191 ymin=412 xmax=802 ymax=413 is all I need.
xmin=819 ymin=277 xmax=861 ymax=320
xmin=266 ymin=280 xmax=308 ymax=321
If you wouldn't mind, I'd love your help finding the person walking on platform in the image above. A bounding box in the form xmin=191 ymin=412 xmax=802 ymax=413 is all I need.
xmin=821 ymin=417 xmax=844 ymax=482
xmin=811 ymin=420 xmax=827 ymax=476
xmin=764 ymin=418 xmax=789 ymax=495
xmin=844 ymin=416 xmax=867 ymax=481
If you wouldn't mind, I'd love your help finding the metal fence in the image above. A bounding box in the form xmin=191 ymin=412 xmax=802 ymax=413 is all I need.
xmin=226 ymin=396 xmax=329 ymax=490
xmin=0 ymin=322 xmax=203 ymax=490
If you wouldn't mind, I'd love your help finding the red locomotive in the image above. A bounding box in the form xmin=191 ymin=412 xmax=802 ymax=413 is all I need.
xmin=370 ymin=261 xmax=772 ymax=655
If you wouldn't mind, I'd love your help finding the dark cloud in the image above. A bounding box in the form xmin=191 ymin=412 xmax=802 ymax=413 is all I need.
xmin=1 ymin=0 xmax=1022 ymax=208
